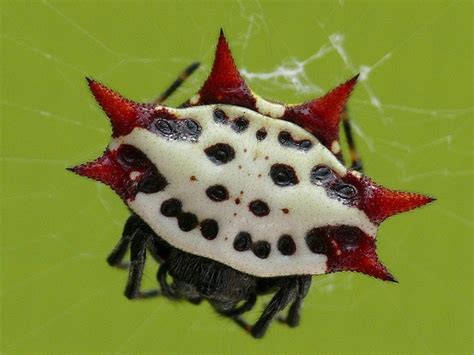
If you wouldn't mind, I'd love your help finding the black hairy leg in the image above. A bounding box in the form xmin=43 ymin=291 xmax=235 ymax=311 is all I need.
xmin=228 ymin=277 xmax=303 ymax=338
xmin=341 ymin=107 xmax=364 ymax=172
xmin=106 ymin=214 xmax=169 ymax=299
xmin=107 ymin=214 xmax=313 ymax=337
xmin=153 ymin=62 xmax=200 ymax=104
xmin=123 ymin=228 xmax=160 ymax=299
xmin=106 ymin=214 xmax=142 ymax=269
xmin=157 ymin=262 xmax=179 ymax=299
xmin=157 ymin=260 xmax=208 ymax=305
xmin=278 ymin=275 xmax=312 ymax=327
xmin=213 ymin=294 xmax=257 ymax=317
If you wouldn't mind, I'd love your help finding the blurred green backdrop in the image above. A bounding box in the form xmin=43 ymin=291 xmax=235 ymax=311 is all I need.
xmin=1 ymin=1 xmax=472 ymax=354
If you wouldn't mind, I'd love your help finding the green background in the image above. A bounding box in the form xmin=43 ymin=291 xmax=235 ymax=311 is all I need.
xmin=1 ymin=1 xmax=472 ymax=354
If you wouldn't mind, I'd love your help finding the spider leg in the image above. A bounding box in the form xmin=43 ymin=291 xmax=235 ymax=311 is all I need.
xmin=124 ymin=228 xmax=160 ymax=299
xmin=230 ymin=316 xmax=253 ymax=333
xmin=146 ymin=233 xmax=172 ymax=264
xmin=153 ymin=62 xmax=200 ymax=104
xmin=157 ymin=262 xmax=179 ymax=299
xmin=106 ymin=214 xmax=143 ymax=269
xmin=187 ymin=297 xmax=203 ymax=305
xmin=157 ymin=262 xmax=203 ymax=304
xmin=278 ymin=276 xmax=312 ymax=327
xmin=213 ymin=294 xmax=257 ymax=317
xmin=250 ymin=279 xmax=298 ymax=338
xmin=231 ymin=278 xmax=298 ymax=338
xmin=106 ymin=214 xmax=161 ymax=299
xmin=341 ymin=107 xmax=364 ymax=172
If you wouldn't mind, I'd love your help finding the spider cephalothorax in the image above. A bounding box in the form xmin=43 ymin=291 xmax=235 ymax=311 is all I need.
xmin=69 ymin=30 xmax=434 ymax=338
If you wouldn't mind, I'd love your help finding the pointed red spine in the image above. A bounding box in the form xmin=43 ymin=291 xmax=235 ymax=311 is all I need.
xmin=87 ymin=78 xmax=156 ymax=137
xmin=343 ymin=172 xmax=435 ymax=224
xmin=68 ymin=145 xmax=166 ymax=201
xmin=311 ymin=226 xmax=395 ymax=282
xmin=194 ymin=30 xmax=256 ymax=109
xmin=68 ymin=149 xmax=135 ymax=200
xmin=284 ymin=75 xmax=359 ymax=148
xmin=326 ymin=229 xmax=396 ymax=282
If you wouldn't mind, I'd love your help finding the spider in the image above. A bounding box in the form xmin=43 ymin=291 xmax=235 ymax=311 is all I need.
xmin=69 ymin=30 xmax=433 ymax=338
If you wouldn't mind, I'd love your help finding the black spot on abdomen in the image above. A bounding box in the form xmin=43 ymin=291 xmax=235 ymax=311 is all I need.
xmin=231 ymin=117 xmax=249 ymax=133
xmin=137 ymin=171 xmax=168 ymax=193
xmin=270 ymin=164 xmax=299 ymax=187
xmin=233 ymin=232 xmax=252 ymax=251
xmin=151 ymin=117 xmax=201 ymax=142
xmin=200 ymin=219 xmax=219 ymax=240
xmin=183 ymin=119 xmax=200 ymax=135
xmin=333 ymin=183 xmax=358 ymax=199
xmin=277 ymin=235 xmax=296 ymax=255
xmin=306 ymin=228 xmax=329 ymax=254
xmin=310 ymin=165 xmax=335 ymax=184
xmin=249 ymin=199 xmax=270 ymax=217
xmin=256 ymin=128 xmax=267 ymax=141
xmin=154 ymin=119 xmax=173 ymax=135
xmin=252 ymin=241 xmax=271 ymax=259
xmin=213 ymin=108 xmax=229 ymax=124
xmin=160 ymin=198 xmax=182 ymax=217
xmin=177 ymin=212 xmax=198 ymax=232
xmin=118 ymin=145 xmax=147 ymax=166
xmin=278 ymin=131 xmax=312 ymax=151
xmin=206 ymin=185 xmax=229 ymax=202
xmin=205 ymin=143 xmax=235 ymax=165
xmin=117 ymin=145 xmax=168 ymax=195
xmin=310 ymin=165 xmax=359 ymax=204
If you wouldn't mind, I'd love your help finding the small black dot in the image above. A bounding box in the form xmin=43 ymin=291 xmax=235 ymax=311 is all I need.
xmin=184 ymin=119 xmax=200 ymax=134
xmin=234 ymin=232 xmax=252 ymax=251
xmin=155 ymin=119 xmax=174 ymax=135
xmin=278 ymin=131 xmax=292 ymax=145
xmin=249 ymin=199 xmax=270 ymax=217
xmin=177 ymin=212 xmax=198 ymax=232
xmin=299 ymin=140 xmax=313 ymax=150
xmin=278 ymin=131 xmax=312 ymax=151
xmin=151 ymin=117 xmax=201 ymax=142
xmin=277 ymin=235 xmax=296 ymax=255
xmin=118 ymin=145 xmax=141 ymax=165
xmin=160 ymin=198 xmax=182 ymax=217
xmin=334 ymin=226 xmax=363 ymax=250
xmin=231 ymin=117 xmax=249 ymax=133
xmin=334 ymin=183 xmax=358 ymax=199
xmin=270 ymin=164 xmax=299 ymax=187
xmin=206 ymin=185 xmax=229 ymax=202
xmin=256 ymin=128 xmax=267 ymax=141
xmin=252 ymin=241 xmax=271 ymax=259
xmin=204 ymin=143 xmax=236 ymax=165
xmin=213 ymin=109 xmax=228 ymax=124
xmin=137 ymin=171 xmax=168 ymax=193
xmin=306 ymin=228 xmax=329 ymax=254
xmin=310 ymin=165 xmax=334 ymax=184
xmin=200 ymin=219 xmax=219 ymax=240
xmin=118 ymin=145 xmax=146 ymax=166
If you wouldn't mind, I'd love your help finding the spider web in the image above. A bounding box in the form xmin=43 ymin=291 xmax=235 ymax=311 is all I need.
xmin=1 ymin=0 xmax=472 ymax=353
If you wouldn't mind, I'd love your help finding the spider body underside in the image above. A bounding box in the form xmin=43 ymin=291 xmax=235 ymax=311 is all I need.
xmin=109 ymin=213 xmax=310 ymax=338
